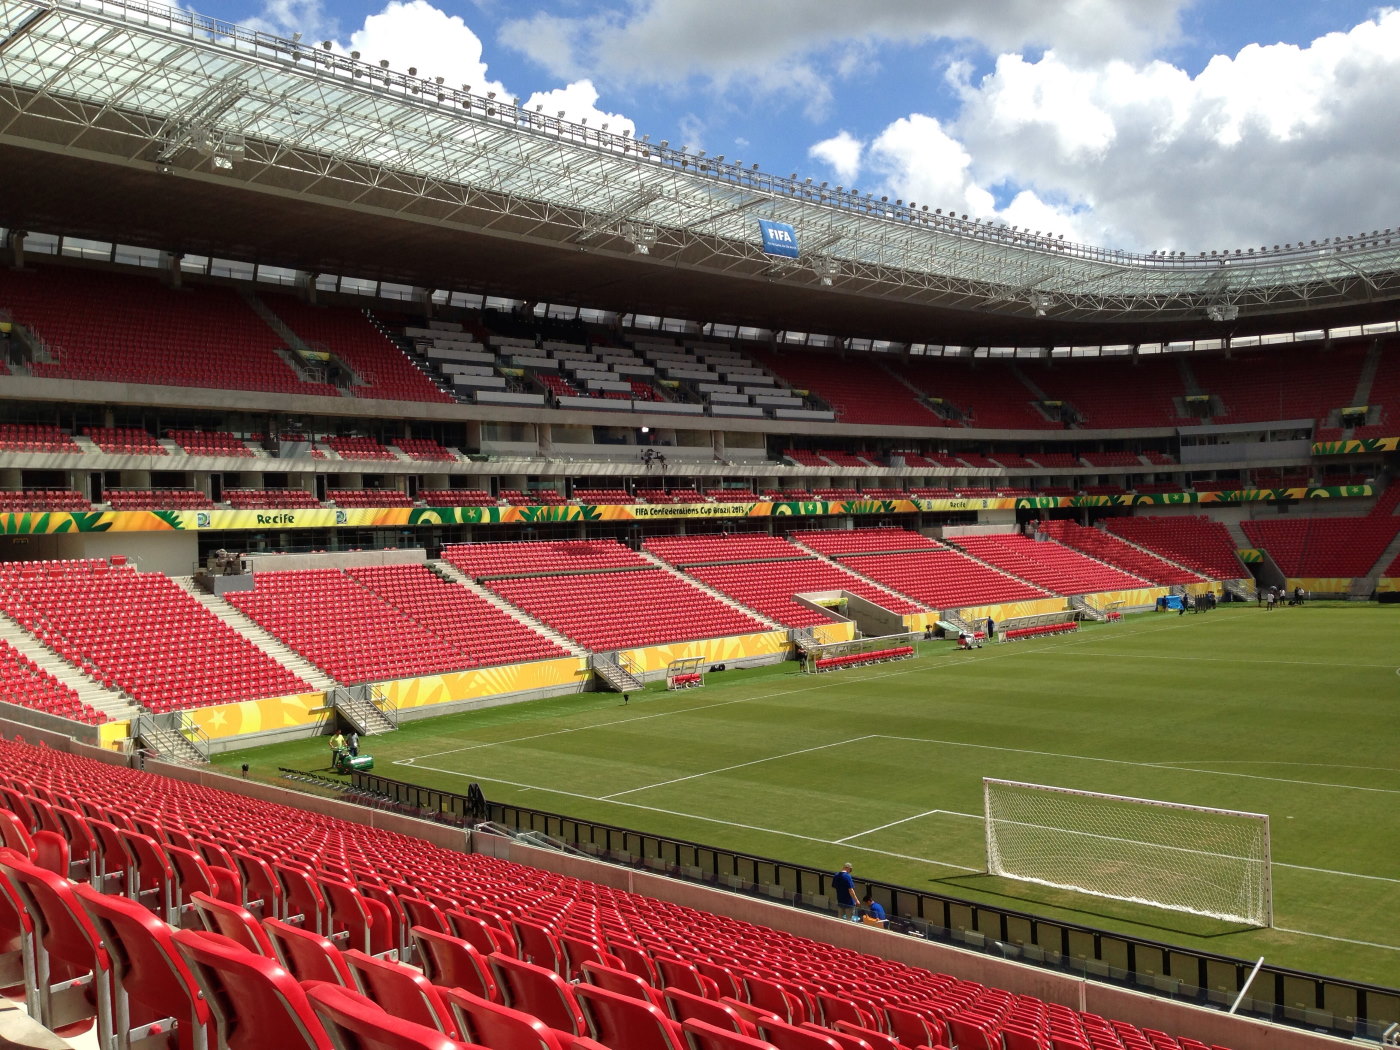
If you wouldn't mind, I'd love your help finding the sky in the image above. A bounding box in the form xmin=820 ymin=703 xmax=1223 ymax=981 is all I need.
xmin=202 ymin=0 xmax=1398 ymax=254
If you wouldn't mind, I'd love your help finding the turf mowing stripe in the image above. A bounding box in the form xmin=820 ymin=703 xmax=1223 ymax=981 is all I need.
xmin=601 ymin=736 xmax=877 ymax=799
xmin=404 ymin=759 xmax=980 ymax=871
xmin=876 ymin=735 xmax=1400 ymax=797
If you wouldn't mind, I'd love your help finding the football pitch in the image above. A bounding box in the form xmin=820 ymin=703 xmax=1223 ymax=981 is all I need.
xmin=220 ymin=603 xmax=1400 ymax=990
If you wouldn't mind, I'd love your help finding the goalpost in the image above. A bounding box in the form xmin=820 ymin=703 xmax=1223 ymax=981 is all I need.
xmin=983 ymin=778 xmax=1273 ymax=927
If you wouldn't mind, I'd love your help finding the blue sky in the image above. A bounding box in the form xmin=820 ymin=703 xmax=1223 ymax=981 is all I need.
xmin=206 ymin=0 xmax=1397 ymax=252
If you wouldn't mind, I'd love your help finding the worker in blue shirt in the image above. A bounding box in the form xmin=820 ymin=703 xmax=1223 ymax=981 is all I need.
xmin=861 ymin=893 xmax=888 ymax=927
xmin=833 ymin=863 xmax=858 ymax=920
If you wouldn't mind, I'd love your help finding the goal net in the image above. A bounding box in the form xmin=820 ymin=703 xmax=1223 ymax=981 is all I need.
xmin=983 ymin=778 xmax=1273 ymax=927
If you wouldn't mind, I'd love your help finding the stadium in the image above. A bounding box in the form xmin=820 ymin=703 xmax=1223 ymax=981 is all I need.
xmin=0 ymin=1 xmax=1396 ymax=1048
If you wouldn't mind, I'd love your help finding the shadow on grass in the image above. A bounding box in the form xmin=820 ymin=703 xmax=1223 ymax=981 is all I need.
xmin=929 ymin=872 xmax=1256 ymax=939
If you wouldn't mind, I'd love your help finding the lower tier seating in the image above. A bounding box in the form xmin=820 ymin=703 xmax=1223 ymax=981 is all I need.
xmin=791 ymin=528 xmax=941 ymax=556
xmin=1101 ymin=516 xmax=1246 ymax=580
xmin=0 ymin=560 xmax=310 ymax=711
xmin=444 ymin=540 xmax=650 ymax=578
xmin=684 ymin=559 xmax=923 ymax=628
xmin=644 ymin=534 xmax=805 ymax=564
xmin=0 ymin=735 xmax=1240 ymax=1050
xmin=486 ymin=570 xmax=770 ymax=650
xmin=0 ymin=638 xmax=108 ymax=723
xmin=951 ymin=535 xmax=1149 ymax=595
xmin=1035 ymin=522 xmax=1204 ymax=586
xmin=226 ymin=569 xmax=489 ymax=683
xmin=1240 ymin=516 xmax=1400 ymax=577
xmin=837 ymin=549 xmax=1051 ymax=609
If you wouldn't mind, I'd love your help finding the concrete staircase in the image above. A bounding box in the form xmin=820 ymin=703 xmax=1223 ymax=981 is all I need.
xmin=0 ymin=612 xmax=139 ymax=721
xmin=172 ymin=577 xmax=337 ymax=690
xmin=429 ymin=561 xmax=588 ymax=656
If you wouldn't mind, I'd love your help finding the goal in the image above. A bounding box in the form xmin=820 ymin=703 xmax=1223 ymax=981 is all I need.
xmin=983 ymin=778 xmax=1273 ymax=927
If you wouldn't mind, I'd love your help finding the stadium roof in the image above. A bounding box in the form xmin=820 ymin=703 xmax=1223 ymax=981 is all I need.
xmin=3 ymin=0 xmax=1400 ymax=344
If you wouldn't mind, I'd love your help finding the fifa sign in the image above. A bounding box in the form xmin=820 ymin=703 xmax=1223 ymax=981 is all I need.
xmin=758 ymin=219 xmax=800 ymax=259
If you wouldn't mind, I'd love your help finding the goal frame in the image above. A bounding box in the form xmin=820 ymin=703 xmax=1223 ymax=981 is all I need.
xmin=983 ymin=778 xmax=1273 ymax=927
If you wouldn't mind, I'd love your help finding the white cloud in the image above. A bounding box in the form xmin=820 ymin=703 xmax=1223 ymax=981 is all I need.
xmin=345 ymin=1 xmax=509 ymax=97
xmin=808 ymin=131 xmax=864 ymax=184
xmin=500 ymin=0 xmax=1190 ymax=85
xmin=854 ymin=10 xmax=1400 ymax=251
xmin=523 ymin=80 xmax=635 ymax=136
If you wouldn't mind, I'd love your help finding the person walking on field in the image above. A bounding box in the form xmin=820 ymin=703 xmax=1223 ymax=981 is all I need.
xmin=833 ymin=863 xmax=859 ymax=920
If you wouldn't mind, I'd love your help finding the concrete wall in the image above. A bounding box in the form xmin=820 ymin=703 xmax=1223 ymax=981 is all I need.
xmin=50 ymin=531 xmax=200 ymax=576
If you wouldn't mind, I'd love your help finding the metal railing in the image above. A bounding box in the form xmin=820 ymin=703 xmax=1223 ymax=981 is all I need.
xmin=348 ymin=769 xmax=1400 ymax=1041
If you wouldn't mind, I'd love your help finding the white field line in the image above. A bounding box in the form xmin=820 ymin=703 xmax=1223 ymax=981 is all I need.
xmin=1272 ymin=927 xmax=1400 ymax=952
xmin=403 ymin=758 xmax=979 ymax=872
xmin=601 ymin=736 xmax=876 ymax=800
xmin=403 ymin=616 xmax=1198 ymax=765
xmin=836 ymin=808 xmax=970 ymax=843
xmin=1040 ymin=650 xmax=1397 ymax=670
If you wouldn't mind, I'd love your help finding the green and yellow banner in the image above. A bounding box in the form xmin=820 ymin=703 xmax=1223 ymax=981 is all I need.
xmin=0 ymin=486 xmax=1375 ymax=536
xmin=1312 ymin=435 xmax=1398 ymax=455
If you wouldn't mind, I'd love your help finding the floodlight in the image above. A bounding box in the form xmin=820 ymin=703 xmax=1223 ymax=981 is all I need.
xmin=351 ymin=50 xmax=360 ymax=58
xmin=407 ymin=66 xmax=416 ymax=75
xmin=212 ymin=154 xmax=233 ymax=170
xmin=322 ymin=41 xmax=331 ymax=49
xmin=379 ymin=59 xmax=389 ymax=68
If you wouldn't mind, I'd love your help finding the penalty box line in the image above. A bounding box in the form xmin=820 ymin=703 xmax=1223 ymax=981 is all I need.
xmin=402 ymin=758 xmax=979 ymax=873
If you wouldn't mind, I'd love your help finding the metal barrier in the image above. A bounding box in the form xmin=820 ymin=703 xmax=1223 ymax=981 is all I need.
xmin=351 ymin=770 xmax=1400 ymax=1040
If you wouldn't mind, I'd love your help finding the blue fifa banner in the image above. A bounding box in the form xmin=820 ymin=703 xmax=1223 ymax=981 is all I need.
xmin=758 ymin=219 xmax=799 ymax=259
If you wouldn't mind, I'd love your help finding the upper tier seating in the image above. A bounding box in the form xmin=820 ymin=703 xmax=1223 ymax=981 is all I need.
xmin=0 ymin=638 xmax=108 ymax=723
xmin=1080 ymin=451 xmax=1142 ymax=467
xmin=0 ymin=560 xmax=310 ymax=711
xmin=792 ymin=528 xmax=942 ymax=555
xmin=444 ymin=540 xmax=650 ymax=578
xmin=838 ymin=548 xmax=1052 ymax=609
xmin=166 ymin=430 xmax=256 ymax=457
xmin=634 ymin=488 xmax=705 ymax=504
xmin=957 ymin=453 xmax=997 ymax=469
xmin=683 ymin=558 xmax=923 ymax=627
xmin=0 ymin=489 xmax=89 ymax=511
xmin=892 ymin=358 xmax=1048 ymax=430
xmin=951 ymin=534 xmax=1149 ymax=594
xmin=812 ymin=488 xmax=861 ymax=501
xmin=226 ymin=569 xmax=485 ymax=682
xmin=1036 ymin=521 xmax=1204 ymax=585
xmin=1 ymin=265 xmax=342 ymax=397
xmin=497 ymin=490 xmax=568 ymax=506
xmin=764 ymin=489 xmax=815 ymax=501
xmin=420 ymin=489 xmax=497 ymax=507
xmin=347 ymin=564 xmax=570 ymax=667
xmin=1190 ymin=343 xmax=1367 ymax=425
xmin=327 ymin=489 xmax=414 ymax=507
xmin=1240 ymin=516 xmax=1400 ymax=578
xmin=394 ymin=438 xmax=457 ymax=461
xmin=822 ymin=450 xmax=880 ymax=468
xmin=83 ymin=426 xmax=166 ymax=455
xmin=783 ymin=449 xmax=830 ymax=467
xmin=1364 ymin=339 xmax=1400 ymax=429
xmin=225 ymin=488 xmax=322 ymax=509
xmin=324 ymin=436 xmax=397 ymax=461
xmin=261 ymin=294 xmax=454 ymax=404
xmin=710 ymin=489 xmax=760 ymax=502
xmin=860 ymin=487 xmax=908 ymax=499
xmin=644 ymin=534 xmax=808 ymax=564
xmin=1101 ymin=516 xmax=1246 ymax=579
xmin=753 ymin=350 xmax=944 ymax=427
xmin=106 ymin=488 xmax=216 ymax=510
xmin=573 ymin=489 xmax=634 ymax=505
xmin=990 ymin=453 xmax=1036 ymax=468
xmin=0 ymin=424 xmax=81 ymax=453
xmin=486 ymin=569 xmax=770 ymax=649
xmin=1027 ymin=453 xmax=1079 ymax=468
xmin=1021 ymin=357 xmax=1188 ymax=429
xmin=0 ymin=735 xmax=1242 ymax=1050
xmin=1142 ymin=450 xmax=1177 ymax=465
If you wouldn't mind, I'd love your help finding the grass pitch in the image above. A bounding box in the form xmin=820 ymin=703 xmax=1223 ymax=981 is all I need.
xmin=220 ymin=603 xmax=1400 ymax=990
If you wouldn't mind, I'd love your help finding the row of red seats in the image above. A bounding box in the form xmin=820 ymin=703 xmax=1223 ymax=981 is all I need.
xmin=812 ymin=646 xmax=914 ymax=672
xmin=165 ymin=429 xmax=256 ymax=456
xmin=792 ymin=528 xmax=941 ymax=557
xmin=952 ymin=535 xmax=1149 ymax=595
xmin=838 ymin=550 xmax=1049 ymax=610
xmin=445 ymin=540 xmax=649 ymax=578
xmin=0 ymin=737 xmax=1240 ymax=1050
xmin=684 ymin=559 xmax=923 ymax=628
xmin=1036 ymin=521 xmax=1204 ymax=586
xmin=1004 ymin=623 xmax=1078 ymax=640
